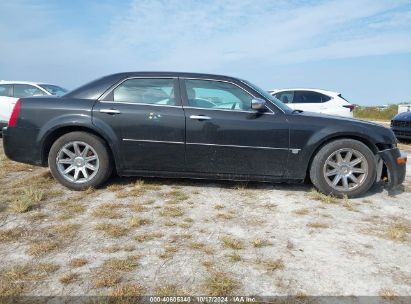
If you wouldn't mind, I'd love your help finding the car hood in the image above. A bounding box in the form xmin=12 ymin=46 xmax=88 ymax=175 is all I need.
xmin=297 ymin=111 xmax=383 ymax=127
xmin=393 ymin=111 xmax=411 ymax=121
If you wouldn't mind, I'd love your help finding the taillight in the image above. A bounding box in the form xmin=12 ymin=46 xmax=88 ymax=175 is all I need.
xmin=343 ymin=104 xmax=355 ymax=112
xmin=8 ymin=99 xmax=22 ymax=127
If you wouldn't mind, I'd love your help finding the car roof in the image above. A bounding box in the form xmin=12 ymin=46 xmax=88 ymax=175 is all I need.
xmin=269 ymin=88 xmax=340 ymax=95
xmin=64 ymin=72 xmax=248 ymax=100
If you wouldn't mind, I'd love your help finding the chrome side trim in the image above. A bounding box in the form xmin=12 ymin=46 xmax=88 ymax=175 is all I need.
xmin=99 ymin=101 xmax=182 ymax=108
xmin=186 ymin=142 xmax=288 ymax=150
xmin=183 ymin=106 xmax=274 ymax=115
xmin=123 ymin=139 xmax=184 ymax=144
xmin=122 ymin=138 xmax=301 ymax=153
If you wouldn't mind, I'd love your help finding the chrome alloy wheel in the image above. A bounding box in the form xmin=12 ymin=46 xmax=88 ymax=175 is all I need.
xmin=56 ymin=141 xmax=99 ymax=184
xmin=323 ymin=148 xmax=368 ymax=191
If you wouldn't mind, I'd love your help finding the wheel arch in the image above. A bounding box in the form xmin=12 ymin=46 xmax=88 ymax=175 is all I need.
xmin=305 ymin=134 xmax=379 ymax=180
xmin=41 ymin=125 xmax=118 ymax=172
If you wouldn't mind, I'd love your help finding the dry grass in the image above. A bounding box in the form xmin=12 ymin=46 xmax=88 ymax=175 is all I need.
xmin=106 ymin=183 xmax=126 ymax=192
xmin=0 ymin=262 xmax=59 ymax=295
xmin=307 ymin=222 xmax=330 ymax=229
xmin=0 ymin=228 xmax=25 ymax=242
xmin=93 ymin=203 xmax=123 ymax=219
xmin=163 ymin=189 xmax=190 ymax=203
xmin=293 ymin=208 xmax=310 ymax=216
xmin=253 ymin=238 xmax=272 ymax=248
xmin=155 ymin=284 xmax=183 ymax=296
xmin=214 ymin=204 xmax=225 ymax=210
xmin=217 ymin=213 xmax=235 ymax=220
xmin=103 ymin=256 xmax=139 ymax=271
xmin=27 ymin=211 xmax=48 ymax=221
xmin=204 ymin=272 xmax=239 ymax=296
xmin=26 ymin=240 xmax=60 ymax=256
xmin=59 ymin=272 xmax=79 ymax=285
xmin=99 ymin=245 xmax=135 ymax=253
xmin=47 ymin=223 xmax=80 ymax=238
xmin=69 ymin=258 xmax=88 ymax=268
xmin=10 ymin=186 xmax=45 ymax=213
xmin=134 ymin=232 xmax=164 ymax=242
xmin=159 ymin=246 xmax=178 ymax=259
xmin=379 ymin=288 xmax=397 ymax=299
xmin=129 ymin=216 xmax=152 ymax=228
xmin=129 ymin=203 xmax=149 ymax=212
xmin=93 ymin=271 xmax=121 ymax=288
xmin=111 ymin=283 xmax=145 ymax=296
xmin=221 ymin=236 xmax=244 ymax=250
xmin=261 ymin=259 xmax=285 ymax=271
xmin=95 ymin=223 xmax=129 ymax=238
xmin=3 ymin=263 xmax=59 ymax=282
xmin=159 ymin=206 xmax=185 ymax=217
xmin=385 ymin=223 xmax=409 ymax=241
xmin=58 ymin=199 xmax=86 ymax=220
xmin=308 ymin=189 xmax=338 ymax=204
xmin=227 ymin=252 xmax=242 ymax=262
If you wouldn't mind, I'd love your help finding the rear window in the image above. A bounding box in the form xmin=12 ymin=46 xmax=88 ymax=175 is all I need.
xmin=13 ymin=84 xmax=47 ymax=98
xmin=0 ymin=84 xmax=12 ymax=97
xmin=39 ymin=84 xmax=68 ymax=96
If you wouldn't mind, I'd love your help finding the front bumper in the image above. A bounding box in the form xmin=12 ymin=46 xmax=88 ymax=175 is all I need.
xmin=391 ymin=127 xmax=411 ymax=140
xmin=377 ymin=147 xmax=407 ymax=189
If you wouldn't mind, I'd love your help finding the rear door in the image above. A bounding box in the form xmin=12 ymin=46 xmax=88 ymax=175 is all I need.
xmin=92 ymin=77 xmax=186 ymax=172
xmin=182 ymin=78 xmax=289 ymax=177
xmin=0 ymin=84 xmax=17 ymax=123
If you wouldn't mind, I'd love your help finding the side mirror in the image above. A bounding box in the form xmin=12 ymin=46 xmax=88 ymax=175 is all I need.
xmin=251 ymin=98 xmax=266 ymax=111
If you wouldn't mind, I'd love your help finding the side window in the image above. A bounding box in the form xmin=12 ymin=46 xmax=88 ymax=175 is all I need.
xmin=0 ymin=84 xmax=12 ymax=97
xmin=184 ymin=79 xmax=253 ymax=110
xmin=113 ymin=78 xmax=176 ymax=105
xmin=14 ymin=84 xmax=46 ymax=98
xmin=294 ymin=91 xmax=330 ymax=103
xmin=274 ymin=91 xmax=294 ymax=104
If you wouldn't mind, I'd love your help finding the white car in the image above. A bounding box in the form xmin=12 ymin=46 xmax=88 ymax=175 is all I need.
xmin=269 ymin=88 xmax=354 ymax=118
xmin=0 ymin=81 xmax=67 ymax=130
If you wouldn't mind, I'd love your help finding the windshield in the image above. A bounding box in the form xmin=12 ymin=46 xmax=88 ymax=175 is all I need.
xmin=241 ymin=80 xmax=292 ymax=112
xmin=39 ymin=84 xmax=68 ymax=96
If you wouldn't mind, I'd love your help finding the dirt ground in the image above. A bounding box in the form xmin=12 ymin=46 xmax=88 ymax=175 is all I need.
xmin=0 ymin=137 xmax=410 ymax=297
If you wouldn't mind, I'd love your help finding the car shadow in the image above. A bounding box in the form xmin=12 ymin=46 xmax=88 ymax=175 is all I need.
xmin=104 ymin=174 xmax=405 ymax=199
xmin=104 ymin=174 xmax=312 ymax=194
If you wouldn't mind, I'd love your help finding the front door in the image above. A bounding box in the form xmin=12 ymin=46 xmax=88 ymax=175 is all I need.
xmin=92 ymin=77 xmax=186 ymax=172
xmin=181 ymin=78 xmax=289 ymax=177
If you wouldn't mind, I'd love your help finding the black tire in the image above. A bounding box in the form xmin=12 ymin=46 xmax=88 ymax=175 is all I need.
xmin=309 ymin=139 xmax=377 ymax=198
xmin=48 ymin=131 xmax=113 ymax=190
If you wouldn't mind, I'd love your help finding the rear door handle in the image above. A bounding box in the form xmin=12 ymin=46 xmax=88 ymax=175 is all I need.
xmin=100 ymin=109 xmax=121 ymax=115
xmin=190 ymin=115 xmax=211 ymax=120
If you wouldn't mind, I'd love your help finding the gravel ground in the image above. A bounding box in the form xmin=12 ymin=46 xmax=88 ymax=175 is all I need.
xmin=0 ymin=138 xmax=410 ymax=297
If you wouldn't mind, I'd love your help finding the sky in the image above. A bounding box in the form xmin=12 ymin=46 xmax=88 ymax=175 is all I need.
xmin=0 ymin=0 xmax=410 ymax=105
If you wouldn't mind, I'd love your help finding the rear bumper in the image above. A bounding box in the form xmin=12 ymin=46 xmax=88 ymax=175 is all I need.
xmin=377 ymin=147 xmax=407 ymax=189
xmin=2 ymin=126 xmax=43 ymax=166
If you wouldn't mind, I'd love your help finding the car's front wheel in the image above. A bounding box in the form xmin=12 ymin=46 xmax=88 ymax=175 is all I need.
xmin=48 ymin=131 xmax=113 ymax=190
xmin=309 ymin=139 xmax=377 ymax=197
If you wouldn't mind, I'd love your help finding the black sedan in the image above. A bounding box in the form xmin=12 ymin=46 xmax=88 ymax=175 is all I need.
xmin=2 ymin=72 xmax=407 ymax=197
xmin=391 ymin=111 xmax=411 ymax=141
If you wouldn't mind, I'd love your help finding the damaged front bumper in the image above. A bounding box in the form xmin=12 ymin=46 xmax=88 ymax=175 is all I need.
xmin=376 ymin=147 xmax=407 ymax=189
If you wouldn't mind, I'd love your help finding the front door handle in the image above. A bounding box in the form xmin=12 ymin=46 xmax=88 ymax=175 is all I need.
xmin=100 ymin=109 xmax=121 ymax=115
xmin=190 ymin=115 xmax=211 ymax=120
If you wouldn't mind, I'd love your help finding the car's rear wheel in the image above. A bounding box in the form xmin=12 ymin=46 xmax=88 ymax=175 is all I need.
xmin=48 ymin=131 xmax=112 ymax=190
xmin=309 ymin=139 xmax=377 ymax=197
